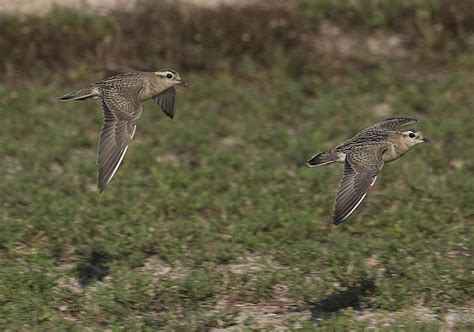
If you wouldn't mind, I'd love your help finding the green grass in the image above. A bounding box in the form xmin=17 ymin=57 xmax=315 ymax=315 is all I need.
xmin=0 ymin=59 xmax=473 ymax=329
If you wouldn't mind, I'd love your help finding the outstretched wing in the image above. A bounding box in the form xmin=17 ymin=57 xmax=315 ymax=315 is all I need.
xmin=364 ymin=118 xmax=419 ymax=131
xmin=97 ymin=85 xmax=142 ymax=192
xmin=153 ymin=86 xmax=176 ymax=119
xmin=333 ymin=146 xmax=385 ymax=225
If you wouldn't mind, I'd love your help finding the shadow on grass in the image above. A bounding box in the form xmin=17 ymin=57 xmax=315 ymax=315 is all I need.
xmin=76 ymin=250 xmax=112 ymax=287
xmin=309 ymin=278 xmax=376 ymax=322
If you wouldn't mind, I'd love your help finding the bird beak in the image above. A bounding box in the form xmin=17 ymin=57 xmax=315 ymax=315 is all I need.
xmin=178 ymin=79 xmax=189 ymax=86
xmin=421 ymin=138 xmax=431 ymax=143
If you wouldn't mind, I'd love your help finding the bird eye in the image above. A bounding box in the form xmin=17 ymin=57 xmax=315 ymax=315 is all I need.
xmin=409 ymin=133 xmax=415 ymax=138
xmin=166 ymin=73 xmax=173 ymax=79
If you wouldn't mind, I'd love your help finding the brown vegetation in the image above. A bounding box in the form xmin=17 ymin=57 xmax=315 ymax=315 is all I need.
xmin=0 ymin=0 xmax=472 ymax=81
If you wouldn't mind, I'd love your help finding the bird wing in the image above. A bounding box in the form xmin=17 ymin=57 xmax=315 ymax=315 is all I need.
xmin=333 ymin=145 xmax=385 ymax=225
xmin=97 ymin=85 xmax=143 ymax=192
xmin=153 ymin=86 xmax=176 ymax=119
xmin=364 ymin=118 xmax=419 ymax=131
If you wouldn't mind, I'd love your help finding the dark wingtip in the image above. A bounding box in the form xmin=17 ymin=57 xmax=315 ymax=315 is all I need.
xmin=306 ymin=156 xmax=318 ymax=167
xmin=333 ymin=218 xmax=345 ymax=226
xmin=306 ymin=151 xmax=338 ymax=167
xmin=333 ymin=210 xmax=350 ymax=225
xmin=59 ymin=94 xmax=72 ymax=101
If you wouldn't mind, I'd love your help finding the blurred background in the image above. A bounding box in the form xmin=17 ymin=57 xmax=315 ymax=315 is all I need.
xmin=0 ymin=0 xmax=473 ymax=329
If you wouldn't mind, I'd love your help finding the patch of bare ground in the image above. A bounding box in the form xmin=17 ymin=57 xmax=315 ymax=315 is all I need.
xmin=155 ymin=153 xmax=181 ymax=167
xmin=311 ymin=22 xmax=408 ymax=68
xmin=3 ymin=156 xmax=23 ymax=182
xmin=56 ymin=275 xmax=82 ymax=294
xmin=356 ymin=306 xmax=437 ymax=329
xmin=213 ymin=286 xmax=308 ymax=331
xmin=211 ymin=253 xmax=309 ymax=330
xmin=443 ymin=303 xmax=474 ymax=330
xmin=215 ymin=136 xmax=243 ymax=149
xmin=356 ymin=303 xmax=474 ymax=330
xmin=213 ymin=303 xmax=308 ymax=331
xmin=224 ymin=252 xmax=277 ymax=275
xmin=138 ymin=255 xmax=189 ymax=281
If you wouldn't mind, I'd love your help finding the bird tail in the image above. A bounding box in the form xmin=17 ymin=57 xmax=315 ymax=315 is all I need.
xmin=306 ymin=151 xmax=339 ymax=167
xmin=59 ymin=85 xmax=99 ymax=101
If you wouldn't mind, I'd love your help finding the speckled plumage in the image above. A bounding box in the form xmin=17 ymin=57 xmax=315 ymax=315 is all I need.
xmin=307 ymin=118 xmax=430 ymax=225
xmin=60 ymin=70 xmax=188 ymax=192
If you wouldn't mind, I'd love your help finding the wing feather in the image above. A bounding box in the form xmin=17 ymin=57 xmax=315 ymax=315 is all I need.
xmin=364 ymin=118 xmax=419 ymax=131
xmin=333 ymin=146 xmax=385 ymax=225
xmin=153 ymin=86 xmax=176 ymax=118
xmin=97 ymin=85 xmax=142 ymax=192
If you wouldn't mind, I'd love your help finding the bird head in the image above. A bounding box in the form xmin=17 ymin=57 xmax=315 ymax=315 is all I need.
xmin=401 ymin=129 xmax=431 ymax=147
xmin=155 ymin=70 xmax=189 ymax=88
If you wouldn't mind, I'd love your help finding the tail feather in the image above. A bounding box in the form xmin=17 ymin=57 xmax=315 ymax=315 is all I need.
xmin=306 ymin=151 xmax=338 ymax=167
xmin=59 ymin=85 xmax=99 ymax=101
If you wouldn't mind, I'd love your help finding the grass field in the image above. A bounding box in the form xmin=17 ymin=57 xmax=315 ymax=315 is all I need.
xmin=1 ymin=2 xmax=473 ymax=330
xmin=1 ymin=63 xmax=473 ymax=330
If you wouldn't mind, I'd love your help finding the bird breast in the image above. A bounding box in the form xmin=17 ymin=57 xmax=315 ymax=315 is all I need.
xmin=382 ymin=143 xmax=407 ymax=162
xmin=138 ymin=81 xmax=156 ymax=101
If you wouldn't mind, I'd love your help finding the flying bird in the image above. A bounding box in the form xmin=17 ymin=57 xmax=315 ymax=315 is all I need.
xmin=306 ymin=118 xmax=431 ymax=225
xmin=60 ymin=70 xmax=188 ymax=192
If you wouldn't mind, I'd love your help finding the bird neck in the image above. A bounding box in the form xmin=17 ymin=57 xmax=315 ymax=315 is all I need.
xmin=139 ymin=75 xmax=164 ymax=101
xmin=384 ymin=132 xmax=410 ymax=162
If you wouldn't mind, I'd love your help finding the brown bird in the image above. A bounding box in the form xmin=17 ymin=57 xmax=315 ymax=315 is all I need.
xmin=60 ymin=70 xmax=188 ymax=192
xmin=306 ymin=118 xmax=431 ymax=225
